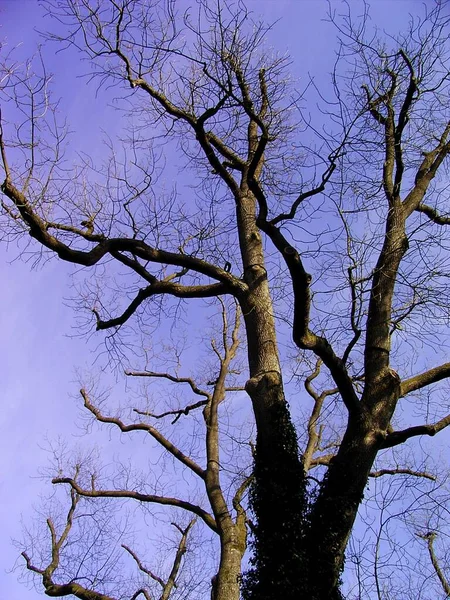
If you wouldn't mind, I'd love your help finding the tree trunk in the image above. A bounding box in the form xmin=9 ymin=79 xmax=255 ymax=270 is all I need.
xmin=212 ymin=526 xmax=247 ymax=600
xmin=306 ymin=369 xmax=402 ymax=598
xmin=236 ymin=191 xmax=308 ymax=599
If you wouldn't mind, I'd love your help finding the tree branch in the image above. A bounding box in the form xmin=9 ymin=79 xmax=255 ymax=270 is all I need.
xmin=0 ymin=180 xmax=246 ymax=294
xmin=123 ymin=544 xmax=166 ymax=588
xmin=161 ymin=520 xmax=196 ymax=600
xmin=125 ymin=371 xmax=210 ymax=398
xmin=381 ymin=414 xmax=450 ymax=449
xmin=416 ymin=203 xmax=450 ymax=225
xmin=270 ymin=156 xmax=337 ymax=225
xmin=22 ymin=478 xmax=115 ymax=600
xmin=417 ymin=532 xmax=450 ymax=597
xmin=126 ymin=370 xmax=210 ymax=423
xmin=401 ymin=362 xmax=450 ymax=396
xmin=133 ymin=400 xmax=209 ymax=425
xmin=81 ymin=390 xmax=206 ymax=479
xmin=369 ymin=468 xmax=435 ymax=481
xmin=94 ymin=281 xmax=229 ymax=330
xmin=252 ymin=216 xmax=360 ymax=412
xmin=52 ymin=477 xmax=217 ymax=533
xmin=404 ymin=121 xmax=450 ymax=216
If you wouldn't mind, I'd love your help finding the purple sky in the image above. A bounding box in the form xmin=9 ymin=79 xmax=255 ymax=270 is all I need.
xmin=0 ymin=1 xmax=443 ymax=598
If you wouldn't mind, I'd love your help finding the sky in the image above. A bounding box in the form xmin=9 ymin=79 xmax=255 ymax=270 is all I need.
xmin=0 ymin=1 xmax=445 ymax=599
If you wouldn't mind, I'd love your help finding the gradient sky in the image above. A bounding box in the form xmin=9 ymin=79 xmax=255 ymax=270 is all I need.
xmin=0 ymin=1 xmax=443 ymax=598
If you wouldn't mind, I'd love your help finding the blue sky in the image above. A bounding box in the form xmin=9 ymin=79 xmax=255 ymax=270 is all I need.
xmin=0 ymin=1 xmax=442 ymax=598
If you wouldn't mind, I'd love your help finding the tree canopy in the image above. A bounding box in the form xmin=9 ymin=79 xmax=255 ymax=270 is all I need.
xmin=2 ymin=1 xmax=450 ymax=599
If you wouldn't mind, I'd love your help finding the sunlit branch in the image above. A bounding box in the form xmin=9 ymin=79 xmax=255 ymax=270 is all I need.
xmin=404 ymin=121 xmax=450 ymax=216
xmin=417 ymin=531 xmax=450 ymax=596
xmin=204 ymin=301 xmax=242 ymax=533
xmin=369 ymin=468 xmax=435 ymax=481
xmin=161 ymin=520 xmax=196 ymax=600
xmin=123 ymin=519 xmax=195 ymax=600
xmin=21 ymin=551 xmax=114 ymax=600
xmin=123 ymin=545 xmax=166 ymax=588
xmin=303 ymin=360 xmax=339 ymax=471
xmin=401 ymin=362 xmax=450 ymax=396
xmin=81 ymin=389 xmax=206 ymax=479
xmin=22 ymin=478 xmax=115 ymax=600
xmin=45 ymin=220 xmax=105 ymax=243
xmin=232 ymin=475 xmax=252 ymax=526
xmin=416 ymin=203 xmax=450 ymax=225
xmin=52 ymin=476 xmax=217 ymax=533
xmin=381 ymin=414 xmax=450 ymax=449
xmin=309 ymin=454 xmax=335 ymax=468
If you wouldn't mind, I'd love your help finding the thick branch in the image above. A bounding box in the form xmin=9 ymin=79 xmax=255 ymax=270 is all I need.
xmin=404 ymin=121 xmax=450 ymax=215
xmin=416 ymin=203 xmax=450 ymax=225
xmin=123 ymin=544 xmax=165 ymax=589
xmin=130 ymin=590 xmax=151 ymax=600
xmin=0 ymin=180 xmax=245 ymax=294
xmin=303 ymin=360 xmax=339 ymax=471
xmin=161 ymin=520 xmax=196 ymax=600
xmin=22 ymin=481 xmax=115 ymax=600
xmin=94 ymin=281 xmax=228 ymax=330
xmin=393 ymin=50 xmax=418 ymax=197
xmin=232 ymin=475 xmax=252 ymax=526
xmin=255 ymin=219 xmax=359 ymax=413
xmin=20 ymin=554 xmax=114 ymax=600
xmin=381 ymin=414 xmax=450 ymax=449
xmin=52 ymin=477 xmax=217 ymax=533
xmin=401 ymin=362 xmax=450 ymax=396
xmin=204 ymin=301 xmax=241 ymax=533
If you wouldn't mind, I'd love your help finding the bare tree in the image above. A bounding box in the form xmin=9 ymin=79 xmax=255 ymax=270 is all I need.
xmin=2 ymin=1 xmax=450 ymax=599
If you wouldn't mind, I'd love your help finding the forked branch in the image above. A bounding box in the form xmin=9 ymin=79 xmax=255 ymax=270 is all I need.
xmin=123 ymin=519 xmax=196 ymax=600
xmin=417 ymin=531 xmax=450 ymax=596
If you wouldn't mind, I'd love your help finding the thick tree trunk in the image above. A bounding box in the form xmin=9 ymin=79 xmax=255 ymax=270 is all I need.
xmin=236 ymin=191 xmax=308 ymax=599
xmin=212 ymin=526 xmax=247 ymax=600
xmin=306 ymin=368 xmax=402 ymax=598
xmin=306 ymin=419 xmax=378 ymax=598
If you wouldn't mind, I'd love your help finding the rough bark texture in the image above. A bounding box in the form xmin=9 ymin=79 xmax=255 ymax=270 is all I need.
xmin=235 ymin=191 xmax=309 ymax=598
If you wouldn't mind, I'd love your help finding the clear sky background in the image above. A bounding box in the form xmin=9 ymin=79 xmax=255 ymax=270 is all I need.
xmin=0 ymin=1 xmax=443 ymax=598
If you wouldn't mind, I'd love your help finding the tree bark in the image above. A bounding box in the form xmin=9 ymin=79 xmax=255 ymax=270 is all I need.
xmin=212 ymin=526 xmax=247 ymax=600
xmin=236 ymin=191 xmax=308 ymax=599
xmin=306 ymin=361 xmax=402 ymax=598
